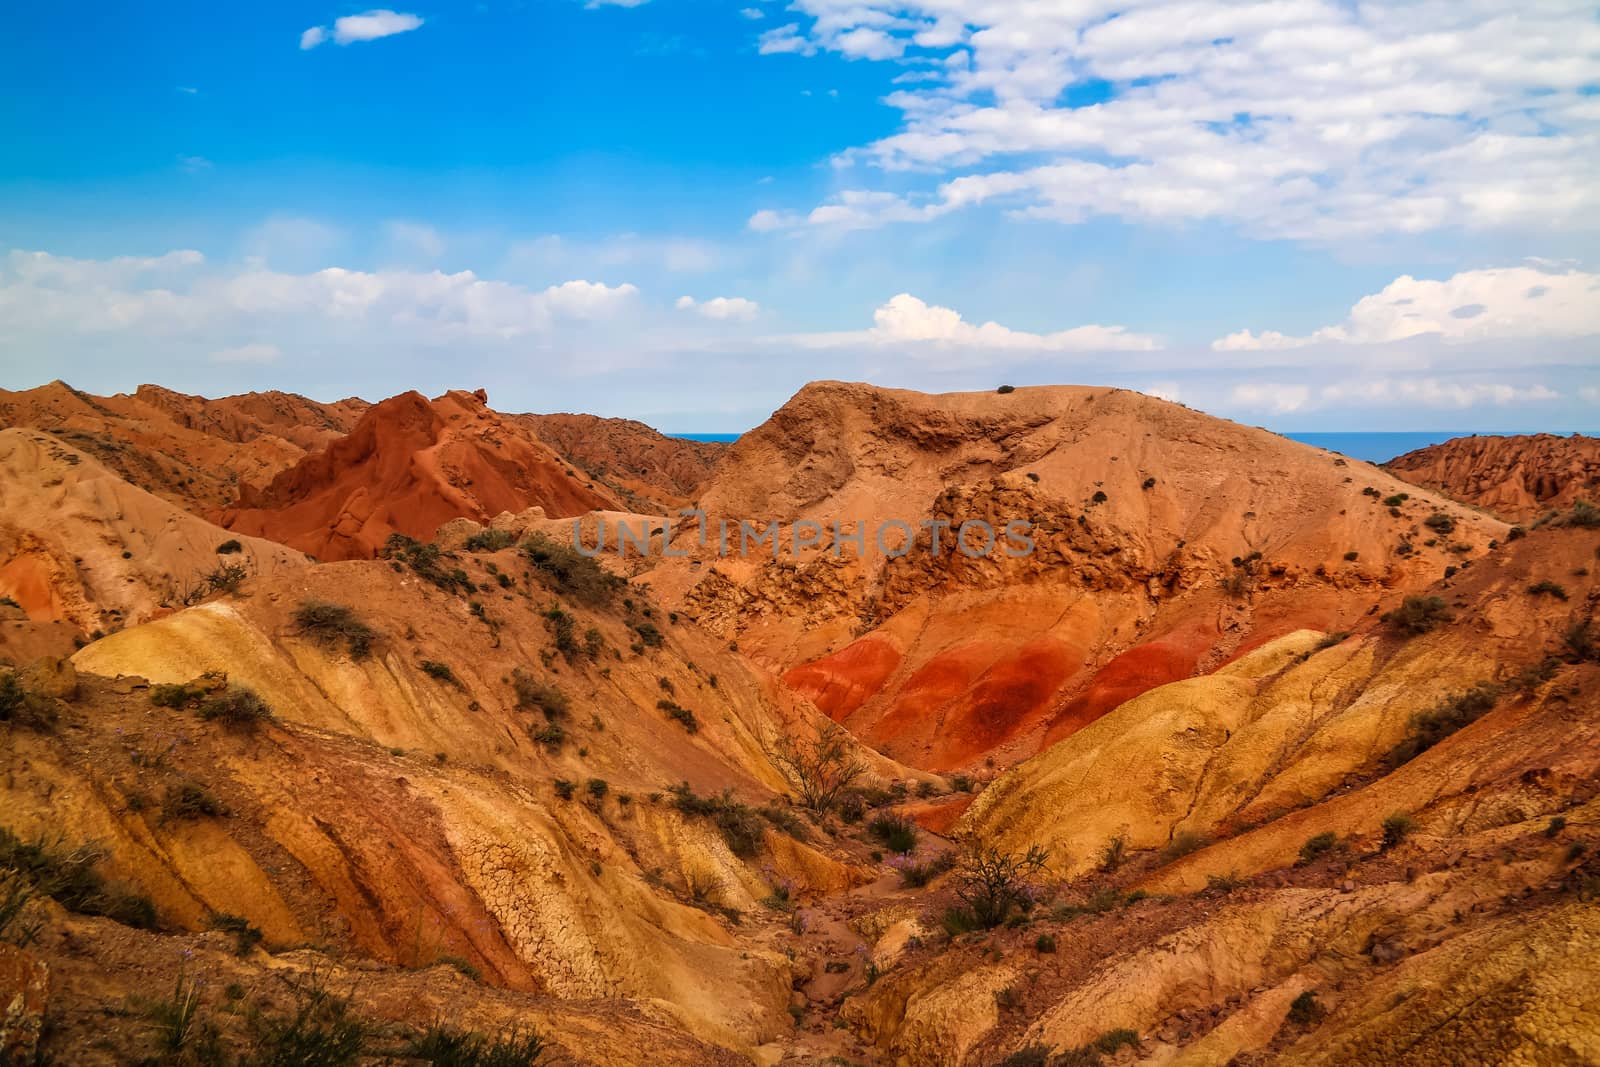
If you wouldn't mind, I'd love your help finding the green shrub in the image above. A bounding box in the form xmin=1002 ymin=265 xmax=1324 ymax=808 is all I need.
xmin=215 ymin=539 xmax=243 ymax=555
xmin=1381 ymin=812 xmax=1417 ymax=850
xmin=1099 ymin=833 xmax=1127 ymax=872
xmin=657 ymin=699 xmax=699 ymax=733
xmin=384 ymin=533 xmax=477 ymax=595
xmin=1344 ymin=551 xmax=1360 ymax=561
xmin=1528 ymin=580 xmax=1568 ymax=601
xmin=407 ymin=1024 xmax=545 ymax=1066
xmin=198 ymin=686 xmax=272 ymax=731
xmin=167 ymin=782 xmax=227 ymax=820
xmin=463 ymin=528 xmax=517 ymax=553
xmin=521 ymin=533 xmax=625 ymax=607
xmin=553 ymin=779 xmax=576 ymax=800
xmin=1142 ymin=477 xmax=1157 ymax=490
xmin=1034 ymin=932 xmax=1057 ymax=953
xmin=996 ymin=384 xmax=1016 ymax=394
xmin=1546 ymin=815 xmax=1567 ymax=837
xmin=895 ymin=852 xmax=955 ymax=887
xmin=1093 ymin=1029 xmax=1141 ymax=1056
xmin=669 ymin=783 xmax=765 ymax=857
xmin=420 ymin=660 xmax=459 ymax=685
xmin=867 ymin=813 xmax=918 ymax=854
xmin=632 ymin=620 xmax=664 ymax=648
xmin=0 ymin=827 xmax=158 ymax=930
xmin=1382 ymin=595 xmax=1453 ymax=636
xmin=150 ymin=682 xmax=208 ymax=708
xmin=242 ymin=971 xmax=367 ymax=1066
xmin=586 ymin=778 xmax=609 ymax=800
xmin=994 ymin=1047 xmax=1050 ymax=1067
xmin=1287 ymin=989 xmax=1325 ymax=1027
xmin=512 ymin=671 xmax=568 ymax=718
xmin=530 ymin=723 xmax=566 ymax=746
xmin=1387 ymin=682 xmax=1501 ymax=765
xmin=1382 ymin=493 xmax=1408 ymax=507
xmin=294 ymin=600 xmax=378 ymax=659
xmin=1424 ymin=512 xmax=1455 ymax=534
xmin=1555 ymin=500 xmax=1600 ymax=529
xmin=1298 ymin=831 xmax=1341 ymax=865
xmin=203 ymin=561 xmax=250 ymax=595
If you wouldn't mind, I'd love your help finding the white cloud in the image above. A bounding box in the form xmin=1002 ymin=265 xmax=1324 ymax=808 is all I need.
xmin=676 ymin=295 xmax=760 ymax=321
xmin=177 ymin=155 xmax=213 ymax=173
xmin=300 ymin=10 xmax=422 ymax=49
xmin=757 ymin=1 xmax=1600 ymax=241
xmin=1229 ymin=383 xmax=1311 ymax=413
xmin=740 ymin=7 xmax=765 ymax=19
xmin=0 ymin=250 xmax=637 ymax=343
xmin=1213 ymin=266 xmax=1600 ymax=349
xmin=795 ymin=293 xmax=1159 ymax=354
xmin=747 ymin=209 xmax=797 ymax=232
xmin=382 ymin=221 xmax=445 ymax=260
xmin=585 ymin=0 xmax=650 ymax=7
xmin=211 ymin=343 xmax=282 ymax=364
xmin=1320 ymin=378 xmax=1560 ymax=409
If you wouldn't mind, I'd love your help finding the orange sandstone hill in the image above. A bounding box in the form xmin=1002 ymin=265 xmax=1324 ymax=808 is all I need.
xmin=523 ymin=412 xmax=726 ymax=511
xmin=644 ymin=382 xmax=1508 ymax=772
xmin=1387 ymin=432 xmax=1600 ymax=523
xmin=219 ymin=389 xmax=620 ymax=561
xmin=0 ymin=380 xmax=367 ymax=513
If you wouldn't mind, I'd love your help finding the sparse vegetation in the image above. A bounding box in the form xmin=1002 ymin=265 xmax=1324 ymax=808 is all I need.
xmin=553 ymin=779 xmax=576 ymax=800
xmin=197 ymin=686 xmax=273 ymax=732
xmin=511 ymin=671 xmax=568 ymax=718
xmin=1387 ymin=682 xmax=1501 ymax=766
xmin=463 ymin=528 xmax=517 ymax=553
xmin=215 ymin=539 xmax=243 ymax=555
xmin=1553 ymin=500 xmax=1600 ymax=529
xmin=0 ymin=672 xmax=58 ymax=731
xmin=996 ymin=384 xmax=1016 ymax=394
xmin=1161 ymin=829 xmax=1208 ymax=863
xmin=867 ymin=813 xmax=918 ymax=854
xmin=1034 ymin=932 xmax=1057 ymax=953
xmin=1298 ymin=831 xmax=1341 ymax=865
xmin=0 ymin=826 xmax=158 ymax=931
xmin=1382 ymin=595 xmax=1453 ymax=636
xmin=385 ymin=533 xmax=476 ymax=595
xmin=293 ymin=600 xmax=378 ymax=659
xmin=522 ymin=533 xmax=625 ymax=607
xmin=1344 ymin=550 xmax=1360 ymax=561
xmin=1381 ymin=812 xmax=1417 ymax=850
xmin=670 ymin=783 xmax=766 ymax=857
xmin=1528 ymin=579 xmax=1569 ymax=601
xmin=895 ymin=852 xmax=955 ymax=888
xmin=210 ymin=911 xmax=264 ymax=956
xmin=406 ymin=1023 xmax=546 ymax=1066
xmin=1288 ymin=989 xmax=1326 ymax=1027
xmin=1382 ymin=493 xmax=1408 ymax=507
xmin=657 ymin=699 xmax=699 ymax=732
xmin=1424 ymin=512 xmax=1456 ymax=535
xmin=1099 ymin=833 xmax=1127 ymax=872
xmin=420 ymin=660 xmax=459 ymax=685
xmin=770 ymin=721 xmax=867 ymax=815
xmin=167 ymin=782 xmax=227 ymax=820
xmin=951 ymin=844 xmax=1049 ymax=929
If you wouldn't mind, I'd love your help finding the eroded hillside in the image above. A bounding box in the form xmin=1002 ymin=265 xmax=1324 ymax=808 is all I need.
xmin=1388 ymin=432 xmax=1600 ymax=523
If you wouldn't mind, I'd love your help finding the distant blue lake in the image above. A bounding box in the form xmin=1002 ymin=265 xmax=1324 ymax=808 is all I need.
xmin=671 ymin=430 xmax=1588 ymax=464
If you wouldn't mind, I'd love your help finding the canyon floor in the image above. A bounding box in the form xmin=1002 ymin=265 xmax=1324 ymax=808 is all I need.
xmin=1 ymin=381 xmax=1597 ymax=1066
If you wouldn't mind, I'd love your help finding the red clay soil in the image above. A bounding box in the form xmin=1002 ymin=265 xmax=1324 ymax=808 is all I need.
xmin=1038 ymin=628 xmax=1211 ymax=749
xmin=1387 ymin=432 xmax=1600 ymax=523
xmin=221 ymin=390 xmax=617 ymax=561
xmin=783 ymin=636 xmax=903 ymax=721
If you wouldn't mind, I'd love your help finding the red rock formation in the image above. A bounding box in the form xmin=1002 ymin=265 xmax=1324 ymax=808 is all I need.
xmin=1387 ymin=433 xmax=1600 ymax=523
xmin=220 ymin=390 xmax=619 ymax=560
xmin=521 ymin=412 xmax=726 ymax=511
xmin=0 ymin=380 xmax=367 ymax=513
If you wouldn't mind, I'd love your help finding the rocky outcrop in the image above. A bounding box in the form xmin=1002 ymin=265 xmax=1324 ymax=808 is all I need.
xmin=220 ymin=390 xmax=618 ymax=560
xmin=522 ymin=412 xmax=726 ymax=511
xmin=0 ymin=380 xmax=366 ymax=513
xmin=1387 ymin=433 xmax=1600 ymax=522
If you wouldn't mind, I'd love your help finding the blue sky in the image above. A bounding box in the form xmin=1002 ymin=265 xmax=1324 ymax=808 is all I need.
xmin=2 ymin=1 xmax=1597 ymax=432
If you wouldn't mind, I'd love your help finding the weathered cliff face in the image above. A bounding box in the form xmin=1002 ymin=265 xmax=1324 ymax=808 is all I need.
xmin=1388 ymin=432 xmax=1600 ymax=523
xmin=0 ymin=428 xmax=308 ymax=634
xmin=649 ymin=381 xmax=1508 ymax=770
xmin=521 ymin=412 xmax=726 ymax=511
xmin=0 ymin=380 xmax=367 ymax=512
xmin=220 ymin=390 xmax=619 ymax=561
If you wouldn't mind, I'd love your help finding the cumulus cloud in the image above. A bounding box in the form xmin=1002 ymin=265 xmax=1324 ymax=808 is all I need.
xmin=0 ymin=249 xmax=636 ymax=342
xmin=676 ymin=295 xmax=760 ymax=321
xmin=795 ymin=293 xmax=1159 ymax=354
xmin=1213 ymin=266 xmax=1600 ymax=350
xmin=755 ymin=1 xmax=1600 ymax=240
xmin=300 ymin=9 xmax=423 ymax=49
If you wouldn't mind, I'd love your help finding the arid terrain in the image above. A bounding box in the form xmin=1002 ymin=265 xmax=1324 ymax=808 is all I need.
xmin=2 ymin=382 xmax=1597 ymax=1067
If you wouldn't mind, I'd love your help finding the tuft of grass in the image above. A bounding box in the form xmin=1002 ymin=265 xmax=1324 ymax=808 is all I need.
xmin=293 ymin=600 xmax=379 ymax=659
xmin=521 ymin=533 xmax=625 ymax=607
xmin=406 ymin=1023 xmax=546 ymax=1066
xmin=1381 ymin=813 xmax=1417 ymax=850
xmin=463 ymin=528 xmax=517 ymax=553
xmin=0 ymin=826 xmax=158 ymax=930
xmin=512 ymin=671 xmax=568 ymax=718
xmin=656 ymin=699 xmax=699 ymax=733
xmin=1161 ymin=829 xmax=1209 ymax=863
xmin=0 ymin=672 xmax=58 ymax=731
xmin=867 ymin=813 xmax=918 ymax=854
xmin=1287 ymin=990 xmax=1326 ymax=1027
xmin=198 ymin=686 xmax=272 ymax=731
xmin=1298 ymin=831 xmax=1341 ymax=866
xmin=1527 ymin=579 xmax=1569 ymax=601
xmin=420 ymin=660 xmax=459 ymax=685
xmin=670 ymin=783 xmax=765 ymax=857
xmin=166 ymin=782 xmax=227 ymax=820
